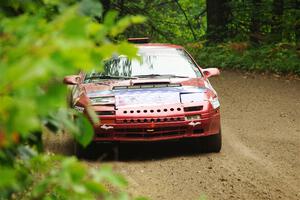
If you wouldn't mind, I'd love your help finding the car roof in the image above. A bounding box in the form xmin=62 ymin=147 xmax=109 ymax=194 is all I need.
xmin=137 ymin=43 xmax=184 ymax=49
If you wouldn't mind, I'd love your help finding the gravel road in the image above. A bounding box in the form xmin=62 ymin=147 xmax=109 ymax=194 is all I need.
xmin=45 ymin=70 xmax=300 ymax=200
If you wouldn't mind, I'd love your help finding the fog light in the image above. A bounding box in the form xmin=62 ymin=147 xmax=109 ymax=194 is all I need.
xmin=100 ymin=119 xmax=115 ymax=124
xmin=185 ymin=115 xmax=201 ymax=121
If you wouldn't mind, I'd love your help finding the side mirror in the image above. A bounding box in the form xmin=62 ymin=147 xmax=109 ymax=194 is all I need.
xmin=63 ymin=75 xmax=81 ymax=85
xmin=202 ymin=68 xmax=220 ymax=78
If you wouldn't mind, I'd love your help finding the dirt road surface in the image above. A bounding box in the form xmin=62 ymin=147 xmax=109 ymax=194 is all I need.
xmin=45 ymin=70 xmax=300 ymax=200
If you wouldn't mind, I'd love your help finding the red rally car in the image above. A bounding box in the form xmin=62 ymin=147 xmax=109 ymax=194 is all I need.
xmin=64 ymin=39 xmax=222 ymax=153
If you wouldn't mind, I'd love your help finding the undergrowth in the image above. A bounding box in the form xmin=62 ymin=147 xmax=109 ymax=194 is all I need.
xmin=187 ymin=42 xmax=300 ymax=75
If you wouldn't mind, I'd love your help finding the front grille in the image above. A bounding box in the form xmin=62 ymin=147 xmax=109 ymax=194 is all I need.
xmin=113 ymin=131 xmax=185 ymax=138
xmin=193 ymin=128 xmax=204 ymax=134
xmin=122 ymin=107 xmax=182 ymax=114
xmin=117 ymin=116 xmax=185 ymax=124
xmin=96 ymin=126 xmax=187 ymax=138
xmin=117 ymin=126 xmax=186 ymax=133
xmin=96 ymin=111 xmax=115 ymax=115
xmin=184 ymin=106 xmax=203 ymax=112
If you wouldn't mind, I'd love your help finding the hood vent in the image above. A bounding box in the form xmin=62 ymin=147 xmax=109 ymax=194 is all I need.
xmin=113 ymin=83 xmax=181 ymax=90
xmin=133 ymin=81 xmax=170 ymax=86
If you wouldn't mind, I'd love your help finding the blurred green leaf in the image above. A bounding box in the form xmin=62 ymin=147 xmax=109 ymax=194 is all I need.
xmin=84 ymin=180 xmax=107 ymax=194
xmin=118 ymin=42 xmax=139 ymax=59
xmin=79 ymin=0 xmax=102 ymax=18
xmin=86 ymin=106 xmax=99 ymax=125
xmin=110 ymin=15 xmax=146 ymax=37
xmin=63 ymin=17 xmax=87 ymax=38
xmin=32 ymin=180 xmax=49 ymax=198
xmin=103 ymin=10 xmax=118 ymax=28
xmin=134 ymin=197 xmax=149 ymax=200
xmin=74 ymin=113 xmax=94 ymax=147
xmin=0 ymin=1 xmax=146 ymax=199
xmin=0 ymin=167 xmax=17 ymax=188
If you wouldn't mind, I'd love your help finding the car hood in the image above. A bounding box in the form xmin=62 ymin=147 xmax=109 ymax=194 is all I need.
xmin=83 ymin=78 xmax=212 ymax=108
xmin=115 ymin=87 xmax=208 ymax=108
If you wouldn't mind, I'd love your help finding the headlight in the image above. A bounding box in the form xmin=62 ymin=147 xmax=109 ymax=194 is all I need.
xmin=74 ymin=105 xmax=84 ymax=113
xmin=90 ymin=96 xmax=115 ymax=105
xmin=180 ymin=93 xmax=204 ymax=103
xmin=209 ymin=97 xmax=220 ymax=109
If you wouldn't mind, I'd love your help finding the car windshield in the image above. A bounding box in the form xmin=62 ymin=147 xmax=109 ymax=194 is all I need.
xmin=85 ymin=47 xmax=202 ymax=82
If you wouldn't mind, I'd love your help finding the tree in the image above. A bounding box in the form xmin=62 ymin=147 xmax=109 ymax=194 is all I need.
xmin=249 ymin=0 xmax=263 ymax=44
xmin=271 ymin=0 xmax=284 ymax=42
xmin=294 ymin=0 xmax=300 ymax=45
xmin=101 ymin=0 xmax=111 ymax=17
xmin=174 ymin=0 xmax=197 ymax=40
xmin=206 ymin=0 xmax=230 ymax=43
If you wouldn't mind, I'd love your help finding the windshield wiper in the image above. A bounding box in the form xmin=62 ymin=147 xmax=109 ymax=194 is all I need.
xmin=85 ymin=75 xmax=137 ymax=80
xmin=133 ymin=74 xmax=189 ymax=78
xmin=133 ymin=74 xmax=162 ymax=78
xmin=167 ymin=75 xmax=189 ymax=78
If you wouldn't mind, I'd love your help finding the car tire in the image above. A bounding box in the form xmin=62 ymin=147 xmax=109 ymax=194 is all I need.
xmin=74 ymin=142 xmax=98 ymax=160
xmin=201 ymin=131 xmax=222 ymax=153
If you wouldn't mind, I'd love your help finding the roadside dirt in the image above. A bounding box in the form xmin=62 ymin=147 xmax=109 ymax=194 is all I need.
xmin=44 ymin=70 xmax=300 ymax=200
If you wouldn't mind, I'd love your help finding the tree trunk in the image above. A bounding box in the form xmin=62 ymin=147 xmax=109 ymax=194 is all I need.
xmin=206 ymin=0 xmax=230 ymax=43
xmin=250 ymin=0 xmax=262 ymax=44
xmin=101 ymin=0 xmax=111 ymax=17
xmin=271 ymin=0 xmax=284 ymax=42
xmin=295 ymin=0 xmax=300 ymax=46
xmin=118 ymin=0 xmax=124 ymax=16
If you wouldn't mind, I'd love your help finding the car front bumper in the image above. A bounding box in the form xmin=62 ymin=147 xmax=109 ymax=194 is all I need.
xmin=92 ymin=107 xmax=221 ymax=142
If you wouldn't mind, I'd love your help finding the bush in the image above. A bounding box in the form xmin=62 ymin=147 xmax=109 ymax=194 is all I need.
xmin=187 ymin=42 xmax=300 ymax=75
xmin=0 ymin=0 xmax=146 ymax=199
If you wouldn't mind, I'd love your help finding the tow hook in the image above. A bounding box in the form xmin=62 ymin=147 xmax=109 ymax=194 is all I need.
xmin=188 ymin=121 xmax=201 ymax=127
xmin=101 ymin=124 xmax=114 ymax=130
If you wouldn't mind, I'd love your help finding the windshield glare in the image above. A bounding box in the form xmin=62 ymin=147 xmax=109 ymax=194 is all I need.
xmin=86 ymin=48 xmax=202 ymax=80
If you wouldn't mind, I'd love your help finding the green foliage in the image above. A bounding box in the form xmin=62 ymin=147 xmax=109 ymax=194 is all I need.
xmin=109 ymin=0 xmax=205 ymax=43
xmin=8 ymin=155 xmax=135 ymax=200
xmin=227 ymin=0 xmax=300 ymax=43
xmin=73 ymin=112 xmax=95 ymax=147
xmin=105 ymin=0 xmax=300 ymax=74
xmin=188 ymin=42 xmax=300 ymax=75
xmin=79 ymin=0 xmax=103 ymax=18
xmin=0 ymin=0 xmax=144 ymax=147
xmin=0 ymin=0 xmax=146 ymax=199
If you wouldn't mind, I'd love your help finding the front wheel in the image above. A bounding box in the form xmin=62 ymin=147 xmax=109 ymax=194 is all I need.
xmin=74 ymin=142 xmax=98 ymax=160
xmin=200 ymin=131 xmax=222 ymax=153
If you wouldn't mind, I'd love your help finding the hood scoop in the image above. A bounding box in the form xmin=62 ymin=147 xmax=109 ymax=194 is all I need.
xmin=133 ymin=81 xmax=170 ymax=85
xmin=113 ymin=83 xmax=181 ymax=90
